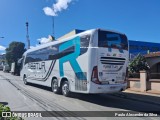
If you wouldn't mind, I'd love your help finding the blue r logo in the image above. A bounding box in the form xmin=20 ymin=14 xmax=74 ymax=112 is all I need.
xmin=59 ymin=36 xmax=86 ymax=80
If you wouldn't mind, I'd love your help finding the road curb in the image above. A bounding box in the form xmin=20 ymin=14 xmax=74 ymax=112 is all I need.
xmin=113 ymin=91 xmax=160 ymax=106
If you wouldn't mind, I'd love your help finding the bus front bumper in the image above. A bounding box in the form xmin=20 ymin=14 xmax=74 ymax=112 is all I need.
xmin=89 ymin=82 xmax=127 ymax=94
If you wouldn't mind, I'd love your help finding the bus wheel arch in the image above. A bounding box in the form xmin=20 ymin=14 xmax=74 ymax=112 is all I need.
xmin=60 ymin=78 xmax=71 ymax=97
xmin=23 ymin=74 xmax=28 ymax=85
xmin=51 ymin=77 xmax=61 ymax=94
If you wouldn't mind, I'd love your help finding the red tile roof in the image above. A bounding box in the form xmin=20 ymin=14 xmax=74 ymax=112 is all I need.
xmin=145 ymin=52 xmax=160 ymax=58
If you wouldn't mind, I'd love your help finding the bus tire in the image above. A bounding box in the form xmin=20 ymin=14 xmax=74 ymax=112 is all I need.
xmin=52 ymin=79 xmax=61 ymax=94
xmin=61 ymin=81 xmax=70 ymax=97
xmin=23 ymin=75 xmax=28 ymax=85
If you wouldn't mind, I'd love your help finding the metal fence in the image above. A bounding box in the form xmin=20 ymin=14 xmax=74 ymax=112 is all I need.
xmin=129 ymin=72 xmax=160 ymax=79
xmin=148 ymin=73 xmax=160 ymax=79
xmin=128 ymin=73 xmax=140 ymax=78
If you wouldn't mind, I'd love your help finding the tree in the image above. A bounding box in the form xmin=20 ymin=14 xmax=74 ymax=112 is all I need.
xmin=5 ymin=41 xmax=26 ymax=66
xmin=129 ymin=53 xmax=150 ymax=73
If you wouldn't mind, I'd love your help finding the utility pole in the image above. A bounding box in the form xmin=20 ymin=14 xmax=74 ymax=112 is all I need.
xmin=52 ymin=17 xmax=55 ymax=40
xmin=52 ymin=17 xmax=54 ymax=37
xmin=26 ymin=21 xmax=30 ymax=49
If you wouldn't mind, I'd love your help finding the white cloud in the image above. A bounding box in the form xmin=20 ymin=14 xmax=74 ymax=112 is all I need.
xmin=37 ymin=37 xmax=50 ymax=44
xmin=0 ymin=45 xmax=6 ymax=51
xmin=43 ymin=0 xmax=73 ymax=16
xmin=43 ymin=7 xmax=57 ymax=16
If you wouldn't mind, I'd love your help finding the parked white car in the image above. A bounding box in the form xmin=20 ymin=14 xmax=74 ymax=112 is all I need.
xmin=3 ymin=64 xmax=10 ymax=72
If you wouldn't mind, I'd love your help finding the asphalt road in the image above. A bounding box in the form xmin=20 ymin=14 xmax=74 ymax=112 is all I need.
xmin=0 ymin=71 xmax=160 ymax=120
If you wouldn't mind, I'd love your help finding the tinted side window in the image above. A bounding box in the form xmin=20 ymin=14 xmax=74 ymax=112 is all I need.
xmin=80 ymin=35 xmax=90 ymax=54
xmin=98 ymin=30 xmax=128 ymax=50
xmin=25 ymin=35 xmax=91 ymax=64
xmin=49 ymin=46 xmax=74 ymax=59
xmin=25 ymin=45 xmax=59 ymax=64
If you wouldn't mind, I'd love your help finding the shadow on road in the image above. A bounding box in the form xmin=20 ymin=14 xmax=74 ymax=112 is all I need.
xmin=27 ymin=83 xmax=52 ymax=91
xmin=71 ymin=93 xmax=160 ymax=112
xmin=0 ymin=102 xmax=8 ymax=106
xmin=26 ymin=83 xmax=160 ymax=113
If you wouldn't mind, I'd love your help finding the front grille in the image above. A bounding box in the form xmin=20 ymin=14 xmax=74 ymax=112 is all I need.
xmin=100 ymin=57 xmax=126 ymax=65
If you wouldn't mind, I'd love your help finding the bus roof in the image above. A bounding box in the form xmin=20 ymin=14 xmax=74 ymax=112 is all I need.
xmin=23 ymin=29 xmax=95 ymax=55
xmin=23 ymin=28 xmax=125 ymax=55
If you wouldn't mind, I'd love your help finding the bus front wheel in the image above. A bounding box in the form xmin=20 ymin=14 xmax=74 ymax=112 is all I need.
xmin=52 ymin=79 xmax=61 ymax=94
xmin=62 ymin=81 xmax=70 ymax=97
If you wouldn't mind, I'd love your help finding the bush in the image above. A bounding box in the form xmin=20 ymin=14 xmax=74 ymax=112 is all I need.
xmin=0 ymin=104 xmax=23 ymax=120
xmin=129 ymin=53 xmax=150 ymax=73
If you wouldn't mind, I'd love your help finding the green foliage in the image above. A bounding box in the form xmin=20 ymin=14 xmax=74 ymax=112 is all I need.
xmin=5 ymin=42 xmax=26 ymax=66
xmin=129 ymin=54 xmax=150 ymax=73
xmin=0 ymin=104 xmax=10 ymax=117
xmin=0 ymin=104 xmax=23 ymax=120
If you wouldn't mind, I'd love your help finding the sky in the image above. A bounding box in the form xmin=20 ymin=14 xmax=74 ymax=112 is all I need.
xmin=0 ymin=0 xmax=160 ymax=54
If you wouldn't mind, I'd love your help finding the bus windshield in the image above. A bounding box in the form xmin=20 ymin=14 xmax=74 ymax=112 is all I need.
xmin=98 ymin=30 xmax=128 ymax=50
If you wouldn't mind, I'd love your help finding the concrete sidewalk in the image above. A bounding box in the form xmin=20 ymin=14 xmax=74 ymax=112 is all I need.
xmin=125 ymin=88 xmax=160 ymax=96
xmin=119 ymin=89 xmax=160 ymax=106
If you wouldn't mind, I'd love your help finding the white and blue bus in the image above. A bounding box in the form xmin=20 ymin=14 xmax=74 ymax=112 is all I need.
xmin=20 ymin=29 xmax=129 ymax=96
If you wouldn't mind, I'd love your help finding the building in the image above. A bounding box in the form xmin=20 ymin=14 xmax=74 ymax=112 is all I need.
xmin=0 ymin=54 xmax=5 ymax=61
xmin=145 ymin=52 xmax=160 ymax=73
xmin=128 ymin=41 xmax=160 ymax=73
xmin=57 ymin=29 xmax=84 ymax=41
xmin=129 ymin=40 xmax=160 ymax=58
